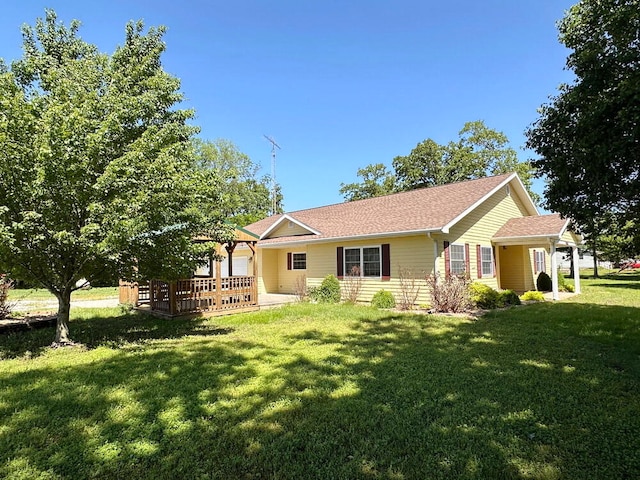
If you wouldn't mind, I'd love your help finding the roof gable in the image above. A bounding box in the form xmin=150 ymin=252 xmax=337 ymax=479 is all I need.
xmin=492 ymin=213 xmax=577 ymax=243
xmin=259 ymin=214 xmax=320 ymax=239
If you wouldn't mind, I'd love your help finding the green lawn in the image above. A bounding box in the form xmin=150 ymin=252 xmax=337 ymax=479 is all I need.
xmin=7 ymin=286 xmax=118 ymax=302
xmin=1 ymin=275 xmax=639 ymax=479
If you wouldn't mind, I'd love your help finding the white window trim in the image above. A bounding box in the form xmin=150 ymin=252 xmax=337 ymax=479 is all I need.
xmin=291 ymin=252 xmax=307 ymax=270
xmin=344 ymin=245 xmax=382 ymax=278
xmin=480 ymin=246 xmax=494 ymax=276
xmin=449 ymin=243 xmax=466 ymax=275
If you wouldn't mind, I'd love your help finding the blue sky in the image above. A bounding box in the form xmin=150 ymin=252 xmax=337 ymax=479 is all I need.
xmin=1 ymin=1 xmax=575 ymax=212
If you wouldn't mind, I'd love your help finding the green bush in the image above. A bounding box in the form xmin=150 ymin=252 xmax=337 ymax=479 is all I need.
xmin=557 ymin=270 xmax=575 ymax=292
xmin=536 ymin=271 xmax=552 ymax=292
xmin=308 ymin=274 xmax=342 ymax=303
xmin=371 ymin=289 xmax=396 ymax=309
xmin=520 ymin=290 xmax=545 ymax=302
xmin=497 ymin=289 xmax=521 ymax=307
xmin=469 ymin=282 xmax=500 ymax=309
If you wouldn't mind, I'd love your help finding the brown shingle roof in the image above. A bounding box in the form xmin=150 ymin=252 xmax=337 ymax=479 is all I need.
xmin=245 ymin=173 xmax=528 ymax=245
xmin=493 ymin=213 xmax=569 ymax=239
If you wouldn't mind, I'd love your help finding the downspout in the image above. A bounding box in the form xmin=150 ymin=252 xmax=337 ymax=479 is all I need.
xmin=427 ymin=232 xmax=439 ymax=276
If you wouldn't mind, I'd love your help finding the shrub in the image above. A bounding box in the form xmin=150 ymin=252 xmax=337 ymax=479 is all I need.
xmin=309 ymin=274 xmax=341 ymax=303
xmin=520 ymin=290 xmax=545 ymax=302
xmin=498 ymin=289 xmax=521 ymax=307
xmin=469 ymin=282 xmax=500 ymax=309
xmin=425 ymin=274 xmax=471 ymax=313
xmin=536 ymin=271 xmax=552 ymax=292
xmin=0 ymin=274 xmax=15 ymax=319
xmin=556 ymin=270 xmax=575 ymax=293
xmin=397 ymin=266 xmax=420 ymax=310
xmin=342 ymin=266 xmax=362 ymax=304
xmin=371 ymin=289 xmax=396 ymax=309
xmin=294 ymin=274 xmax=308 ymax=302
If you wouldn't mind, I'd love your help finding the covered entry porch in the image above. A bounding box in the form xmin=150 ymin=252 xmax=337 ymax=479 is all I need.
xmin=492 ymin=214 xmax=582 ymax=301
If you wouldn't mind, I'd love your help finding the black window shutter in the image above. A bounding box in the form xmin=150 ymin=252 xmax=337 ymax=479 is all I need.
xmin=381 ymin=244 xmax=391 ymax=280
xmin=465 ymin=243 xmax=471 ymax=278
xmin=287 ymin=252 xmax=292 ymax=270
xmin=337 ymin=247 xmax=344 ymax=279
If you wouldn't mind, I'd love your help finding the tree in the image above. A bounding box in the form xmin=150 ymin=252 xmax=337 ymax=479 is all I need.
xmin=193 ymin=138 xmax=281 ymax=225
xmin=591 ymin=218 xmax=639 ymax=267
xmin=339 ymin=163 xmax=397 ymax=201
xmin=0 ymin=11 xmax=233 ymax=345
xmin=341 ymin=121 xmax=538 ymax=202
xmin=526 ymin=0 xmax=640 ymax=260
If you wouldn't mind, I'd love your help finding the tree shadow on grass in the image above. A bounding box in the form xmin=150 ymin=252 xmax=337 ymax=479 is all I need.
xmin=1 ymin=303 xmax=639 ymax=479
xmin=0 ymin=310 xmax=234 ymax=360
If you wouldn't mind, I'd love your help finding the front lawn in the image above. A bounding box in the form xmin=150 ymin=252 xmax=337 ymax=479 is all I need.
xmin=1 ymin=275 xmax=638 ymax=479
xmin=7 ymin=286 xmax=118 ymax=302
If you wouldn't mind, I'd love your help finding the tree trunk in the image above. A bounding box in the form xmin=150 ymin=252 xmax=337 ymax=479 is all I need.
xmin=592 ymin=243 xmax=599 ymax=278
xmin=54 ymin=288 xmax=73 ymax=345
xmin=569 ymin=252 xmax=575 ymax=278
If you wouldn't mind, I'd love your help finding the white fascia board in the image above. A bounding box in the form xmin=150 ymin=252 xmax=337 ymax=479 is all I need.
xmin=442 ymin=173 xmax=539 ymax=234
xmin=492 ymin=234 xmax=562 ymax=245
xmin=259 ymin=214 xmax=321 ymax=239
xmin=258 ymin=228 xmax=442 ymax=249
xmin=556 ymin=218 xmax=584 ymax=244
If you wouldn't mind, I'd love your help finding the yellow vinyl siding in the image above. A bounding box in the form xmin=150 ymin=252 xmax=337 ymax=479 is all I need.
xmin=446 ymin=184 xmax=528 ymax=289
xmin=268 ymin=221 xmax=312 ymax=238
xmin=277 ymin=249 xmax=307 ymax=293
xmin=305 ymin=235 xmax=435 ymax=305
xmin=499 ymin=245 xmax=527 ymax=292
xmin=561 ymin=229 xmax=581 ymax=245
xmin=258 ymin=249 xmax=278 ymax=294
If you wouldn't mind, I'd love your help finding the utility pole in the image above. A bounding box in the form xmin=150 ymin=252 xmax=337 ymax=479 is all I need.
xmin=263 ymin=134 xmax=281 ymax=215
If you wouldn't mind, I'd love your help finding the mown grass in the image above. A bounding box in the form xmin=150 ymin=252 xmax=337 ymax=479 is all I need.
xmin=1 ymin=274 xmax=639 ymax=479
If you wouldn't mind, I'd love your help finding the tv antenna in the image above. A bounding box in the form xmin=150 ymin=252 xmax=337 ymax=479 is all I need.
xmin=263 ymin=134 xmax=281 ymax=215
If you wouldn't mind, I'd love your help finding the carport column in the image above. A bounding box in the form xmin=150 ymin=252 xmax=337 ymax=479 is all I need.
xmin=572 ymin=245 xmax=581 ymax=294
xmin=550 ymin=241 xmax=559 ymax=301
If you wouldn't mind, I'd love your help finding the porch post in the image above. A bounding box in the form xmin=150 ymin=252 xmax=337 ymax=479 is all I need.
xmin=572 ymin=245 xmax=582 ymax=294
xmin=249 ymin=242 xmax=258 ymax=305
xmin=550 ymin=241 xmax=559 ymax=301
xmin=215 ymin=244 xmax=222 ymax=310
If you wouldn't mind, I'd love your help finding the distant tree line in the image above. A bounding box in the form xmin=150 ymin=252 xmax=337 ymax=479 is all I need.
xmin=339 ymin=120 xmax=538 ymax=203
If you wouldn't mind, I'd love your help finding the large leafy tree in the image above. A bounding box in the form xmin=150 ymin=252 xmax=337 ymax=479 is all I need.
xmin=0 ymin=11 xmax=232 ymax=344
xmin=526 ymin=0 xmax=640 ymax=252
xmin=340 ymin=121 xmax=537 ymax=202
xmin=339 ymin=163 xmax=397 ymax=202
xmin=193 ymin=138 xmax=282 ymax=225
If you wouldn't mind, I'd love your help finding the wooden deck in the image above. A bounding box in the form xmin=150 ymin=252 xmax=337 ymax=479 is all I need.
xmin=119 ymin=276 xmax=258 ymax=317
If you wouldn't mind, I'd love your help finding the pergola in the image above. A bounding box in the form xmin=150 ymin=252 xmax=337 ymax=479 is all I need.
xmin=119 ymin=227 xmax=260 ymax=316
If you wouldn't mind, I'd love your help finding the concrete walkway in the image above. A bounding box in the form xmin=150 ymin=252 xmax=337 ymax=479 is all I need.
xmin=542 ymin=291 xmax=578 ymax=301
xmin=258 ymin=293 xmax=297 ymax=307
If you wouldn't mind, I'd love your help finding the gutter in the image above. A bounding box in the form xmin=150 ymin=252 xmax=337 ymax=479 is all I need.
xmin=257 ymin=228 xmax=442 ymax=248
